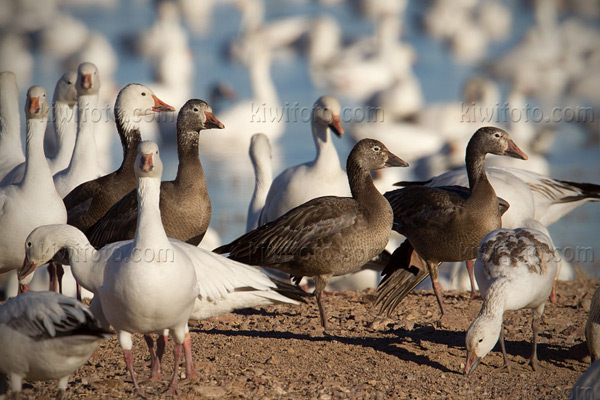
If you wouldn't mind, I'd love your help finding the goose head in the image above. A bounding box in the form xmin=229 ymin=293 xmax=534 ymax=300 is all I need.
xmin=249 ymin=133 xmax=271 ymax=165
xmin=464 ymin=315 xmax=502 ymax=375
xmin=349 ymin=138 xmax=408 ymax=171
xmin=19 ymin=225 xmax=67 ymax=281
xmin=135 ymin=140 xmax=163 ymax=179
xmin=54 ymin=70 xmax=78 ymax=107
xmin=177 ymin=99 xmax=224 ymax=134
xmin=469 ymin=127 xmax=528 ymax=160
xmin=312 ymin=95 xmax=344 ymax=138
xmin=76 ymin=62 xmax=100 ymax=96
xmin=25 ymin=86 xmax=50 ymax=120
xmin=114 ymin=84 xmax=175 ymax=135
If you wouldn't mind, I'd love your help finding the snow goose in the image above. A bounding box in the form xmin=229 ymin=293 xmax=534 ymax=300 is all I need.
xmin=53 ymin=62 xmax=103 ymax=198
xmin=378 ymin=127 xmax=528 ymax=325
xmin=62 ymin=83 xmax=174 ymax=234
xmin=0 ymin=291 xmax=110 ymax=399
xmin=587 ymin=286 xmax=600 ymax=362
xmin=258 ymin=96 xmax=349 ymax=226
xmin=0 ymin=86 xmax=67 ymax=288
xmin=84 ymin=99 xmax=223 ymax=249
xmin=215 ymin=139 xmax=409 ymax=329
xmin=464 ymin=224 xmax=557 ymax=374
xmin=247 ymin=133 xmax=272 ymax=231
xmin=20 ymin=141 xmax=306 ymax=393
xmin=1 ymin=71 xmax=78 ymax=185
xmin=0 ymin=71 xmax=24 ymax=180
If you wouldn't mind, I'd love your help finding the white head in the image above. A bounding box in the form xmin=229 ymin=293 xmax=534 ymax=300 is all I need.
xmin=312 ymin=95 xmax=344 ymax=138
xmin=115 ymin=84 xmax=175 ymax=131
xmin=53 ymin=70 xmax=78 ymax=106
xmin=76 ymin=62 xmax=100 ymax=96
xmin=464 ymin=314 xmax=502 ymax=375
xmin=20 ymin=225 xmax=75 ymax=282
xmin=135 ymin=140 xmax=163 ymax=179
xmin=249 ymin=133 xmax=271 ymax=165
xmin=25 ymin=86 xmax=50 ymax=120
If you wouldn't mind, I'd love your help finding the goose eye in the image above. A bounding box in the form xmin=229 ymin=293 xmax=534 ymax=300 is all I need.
xmin=156 ymin=150 xmax=159 ymax=154
xmin=27 ymin=242 xmax=31 ymax=247
xmin=193 ymin=108 xmax=199 ymax=112
xmin=494 ymin=133 xmax=501 ymax=138
xmin=373 ymin=146 xmax=381 ymax=152
xmin=478 ymin=338 xmax=484 ymax=343
xmin=141 ymin=92 xmax=147 ymax=96
xmin=67 ymin=81 xmax=72 ymax=85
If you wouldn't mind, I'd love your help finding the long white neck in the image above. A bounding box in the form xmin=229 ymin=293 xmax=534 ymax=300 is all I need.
xmin=249 ymin=52 xmax=278 ymax=106
xmin=67 ymin=93 xmax=99 ymax=174
xmin=311 ymin=122 xmax=341 ymax=170
xmin=50 ymin=225 xmax=103 ymax=292
xmin=478 ymin=281 xmax=508 ymax=322
xmin=375 ymin=13 xmax=400 ymax=56
xmin=0 ymin=87 xmax=22 ymax=153
xmin=49 ymin=101 xmax=77 ymax=174
xmin=134 ymin=176 xmax=171 ymax=250
xmin=21 ymin=117 xmax=53 ymax=191
xmin=247 ymin=150 xmax=272 ymax=231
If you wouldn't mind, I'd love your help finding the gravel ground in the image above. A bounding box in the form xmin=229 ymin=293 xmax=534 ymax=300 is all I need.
xmin=9 ymin=280 xmax=598 ymax=399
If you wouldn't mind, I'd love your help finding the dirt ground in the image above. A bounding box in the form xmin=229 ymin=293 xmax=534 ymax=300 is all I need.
xmin=11 ymin=280 xmax=599 ymax=399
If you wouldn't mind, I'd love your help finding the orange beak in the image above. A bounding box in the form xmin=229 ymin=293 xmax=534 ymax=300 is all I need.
xmin=504 ymin=139 xmax=528 ymax=160
xmin=329 ymin=115 xmax=344 ymax=137
xmin=80 ymin=73 xmax=92 ymax=90
xmin=18 ymin=255 xmax=37 ymax=281
xmin=151 ymin=95 xmax=175 ymax=112
xmin=28 ymin=97 xmax=40 ymax=114
xmin=140 ymin=152 xmax=154 ymax=172
xmin=204 ymin=111 xmax=224 ymax=129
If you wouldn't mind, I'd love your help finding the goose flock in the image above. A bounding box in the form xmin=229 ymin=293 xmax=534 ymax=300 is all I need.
xmin=0 ymin=0 xmax=599 ymax=398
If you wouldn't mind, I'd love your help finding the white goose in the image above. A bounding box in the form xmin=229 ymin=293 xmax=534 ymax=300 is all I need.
xmin=0 ymin=86 xmax=67 ymax=285
xmin=20 ymin=141 xmax=304 ymax=395
xmin=257 ymin=95 xmax=349 ymax=225
xmin=0 ymin=71 xmax=24 ymax=180
xmin=53 ymin=62 xmax=102 ymax=198
xmin=247 ymin=133 xmax=272 ymax=231
xmin=464 ymin=223 xmax=557 ymax=375
xmin=0 ymin=291 xmax=110 ymax=399
xmin=1 ymin=71 xmax=78 ymax=185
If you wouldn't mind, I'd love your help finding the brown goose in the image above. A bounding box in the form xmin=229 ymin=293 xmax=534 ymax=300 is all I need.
xmin=63 ymin=84 xmax=174 ymax=233
xmin=85 ymin=99 xmax=223 ymax=248
xmin=377 ymin=127 xmax=528 ymax=325
xmin=215 ymin=139 xmax=408 ymax=329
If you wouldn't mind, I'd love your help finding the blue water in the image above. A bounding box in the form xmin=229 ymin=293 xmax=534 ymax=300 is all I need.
xmin=21 ymin=0 xmax=600 ymax=278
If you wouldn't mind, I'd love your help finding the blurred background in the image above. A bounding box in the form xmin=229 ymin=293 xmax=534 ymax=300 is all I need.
xmin=1 ymin=0 xmax=599 ymax=279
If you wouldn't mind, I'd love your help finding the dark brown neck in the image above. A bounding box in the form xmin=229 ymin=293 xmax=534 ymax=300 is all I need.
xmin=465 ymin=141 xmax=497 ymax=208
xmin=347 ymin=158 xmax=383 ymax=208
xmin=115 ymin=116 xmax=142 ymax=175
xmin=175 ymin=127 xmax=203 ymax=184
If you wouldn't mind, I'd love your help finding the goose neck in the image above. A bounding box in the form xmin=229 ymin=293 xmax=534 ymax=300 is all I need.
xmin=465 ymin=142 xmax=488 ymax=190
xmin=115 ymin=109 xmax=143 ymax=174
xmin=70 ymin=93 xmax=99 ymax=171
xmin=346 ymin=158 xmax=380 ymax=206
xmin=50 ymin=102 xmax=77 ymax=169
xmin=0 ymin=92 xmax=20 ymax=146
xmin=249 ymin=53 xmax=278 ymax=105
xmin=22 ymin=117 xmax=52 ymax=189
xmin=175 ymin=130 xmax=202 ymax=180
xmin=134 ymin=177 xmax=171 ymax=250
xmin=479 ymin=282 xmax=508 ymax=321
xmin=312 ymin=123 xmax=340 ymax=168
xmin=53 ymin=225 xmax=101 ymax=292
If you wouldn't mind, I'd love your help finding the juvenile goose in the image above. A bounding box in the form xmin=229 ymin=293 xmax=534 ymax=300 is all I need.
xmin=464 ymin=224 xmax=557 ymax=375
xmin=53 ymin=62 xmax=103 ymax=198
xmin=1 ymin=71 xmax=78 ymax=185
xmin=62 ymin=83 xmax=174 ymax=233
xmin=20 ymin=141 xmax=306 ymax=394
xmin=0 ymin=86 xmax=67 ymax=289
xmin=0 ymin=71 xmax=24 ymax=180
xmin=587 ymin=286 xmax=600 ymax=363
xmin=247 ymin=133 xmax=272 ymax=231
xmin=257 ymin=95 xmax=349 ymax=226
xmin=0 ymin=291 xmax=110 ymax=399
xmin=84 ymin=99 xmax=223 ymax=249
xmin=216 ymin=139 xmax=408 ymax=329
xmin=377 ymin=127 xmax=528 ymax=324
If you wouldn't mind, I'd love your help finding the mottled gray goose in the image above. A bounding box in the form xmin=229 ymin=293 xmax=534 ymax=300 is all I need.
xmin=63 ymin=83 xmax=174 ymax=233
xmin=215 ymin=138 xmax=408 ymax=329
xmin=84 ymin=99 xmax=223 ymax=249
xmin=377 ymin=127 xmax=528 ymax=325
xmin=0 ymin=291 xmax=110 ymax=399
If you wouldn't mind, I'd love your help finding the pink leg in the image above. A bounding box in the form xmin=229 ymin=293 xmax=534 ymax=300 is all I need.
xmin=18 ymin=283 xmax=29 ymax=294
xmin=123 ymin=349 xmax=146 ymax=398
xmin=465 ymin=259 xmax=479 ymax=300
xmin=157 ymin=334 xmax=168 ymax=364
xmin=181 ymin=333 xmax=197 ymax=382
xmin=143 ymin=335 xmax=161 ymax=380
xmin=165 ymin=343 xmax=183 ymax=395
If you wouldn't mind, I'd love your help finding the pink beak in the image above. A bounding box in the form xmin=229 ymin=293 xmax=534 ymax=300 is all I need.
xmin=28 ymin=97 xmax=40 ymax=114
xmin=151 ymin=95 xmax=175 ymax=112
xmin=140 ymin=152 xmax=154 ymax=172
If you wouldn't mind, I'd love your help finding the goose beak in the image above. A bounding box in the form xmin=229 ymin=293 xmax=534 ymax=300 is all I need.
xmin=385 ymin=151 xmax=409 ymax=168
xmin=151 ymin=95 xmax=175 ymax=112
xmin=140 ymin=152 xmax=154 ymax=172
xmin=28 ymin=97 xmax=40 ymax=114
xmin=464 ymin=351 xmax=481 ymax=375
xmin=18 ymin=256 xmax=37 ymax=281
xmin=329 ymin=115 xmax=344 ymax=138
xmin=504 ymin=139 xmax=528 ymax=160
xmin=204 ymin=111 xmax=225 ymax=129
xmin=80 ymin=73 xmax=93 ymax=90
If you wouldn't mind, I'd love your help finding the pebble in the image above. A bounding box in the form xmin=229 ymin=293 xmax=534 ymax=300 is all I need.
xmin=193 ymin=385 xmax=227 ymax=398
